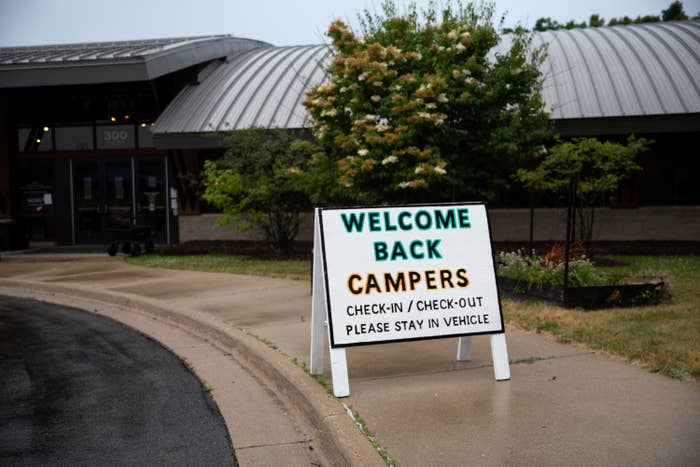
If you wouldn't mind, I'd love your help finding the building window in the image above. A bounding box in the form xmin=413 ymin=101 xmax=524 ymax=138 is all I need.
xmin=55 ymin=126 xmax=94 ymax=151
xmin=17 ymin=127 xmax=53 ymax=152
xmin=138 ymin=122 xmax=155 ymax=148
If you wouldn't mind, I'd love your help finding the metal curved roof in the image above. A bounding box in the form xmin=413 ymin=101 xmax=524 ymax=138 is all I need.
xmin=155 ymin=44 xmax=331 ymax=136
xmin=153 ymin=21 xmax=699 ymax=144
xmin=0 ymin=35 xmax=270 ymax=87
xmin=531 ymin=20 xmax=700 ymax=119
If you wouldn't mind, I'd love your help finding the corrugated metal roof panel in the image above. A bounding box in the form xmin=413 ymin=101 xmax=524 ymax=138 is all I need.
xmin=153 ymin=21 xmax=699 ymax=139
xmin=536 ymin=21 xmax=700 ymax=119
xmin=0 ymin=35 xmax=271 ymax=87
xmin=0 ymin=36 xmax=218 ymax=64
xmin=154 ymin=44 xmax=331 ymax=134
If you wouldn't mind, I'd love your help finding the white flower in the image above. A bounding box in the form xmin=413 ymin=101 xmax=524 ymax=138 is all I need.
xmin=425 ymin=102 xmax=437 ymax=110
xmin=452 ymin=69 xmax=462 ymax=79
xmin=448 ymin=29 xmax=459 ymax=40
xmin=382 ymin=156 xmax=398 ymax=165
xmin=371 ymin=95 xmax=381 ymax=102
xmin=455 ymin=43 xmax=466 ymax=52
xmin=437 ymin=93 xmax=448 ymax=103
xmin=398 ymin=181 xmax=411 ymax=188
xmin=376 ymin=124 xmax=390 ymax=132
xmin=434 ymin=166 xmax=446 ymax=175
xmin=357 ymin=149 xmax=369 ymax=156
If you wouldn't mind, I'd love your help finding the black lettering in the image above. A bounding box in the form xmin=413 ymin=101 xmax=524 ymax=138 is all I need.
xmin=341 ymin=212 xmax=365 ymax=233
xmin=440 ymin=269 xmax=454 ymax=288
xmin=426 ymin=239 xmax=442 ymax=258
xmin=374 ymin=241 xmax=388 ymax=261
xmin=425 ymin=270 xmax=437 ymax=290
xmin=410 ymin=240 xmax=424 ymax=259
xmin=456 ymin=268 xmax=469 ymax=287
xmin=348 ymin=274 xmax=363 ymax=294
xmin=384 ymin=272 xmax=406 ymax=292
xmin=458 ymin=208 xmax=471 ymax=228
xmin=383 ymin=211 xmax=397 ymax=231
xmin=391 ymin=241 xmax=408 ymax=261
xmin=408 ymin=271 xmax=421 ymax=290
xmin=365 ymin=273 xmax=381 ymax=294
xmin=415 ymin=210 xmax=432 ymax=229
xmin=435 ymin=209 xmax=456 ymax=229
xmin=398 ymin=211 xmax=412 ymax=230
xmin=368 ymin=212 xmax=381 ymax=231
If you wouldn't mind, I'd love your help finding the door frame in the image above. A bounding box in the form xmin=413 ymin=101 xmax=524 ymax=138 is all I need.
xmin=69 ymin=155 xmax=172 ymax=245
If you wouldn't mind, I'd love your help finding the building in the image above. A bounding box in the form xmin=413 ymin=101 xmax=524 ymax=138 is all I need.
xmin=0 ymin=35 xmax=269 ymax=247
xmin=1 ymin=21 xmax=698 ymax=248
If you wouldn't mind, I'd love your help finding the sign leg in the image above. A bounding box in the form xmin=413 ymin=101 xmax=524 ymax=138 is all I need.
xmin=329 ymin=347 xmax=350 ymax=397
xmin=490 ymin=333 xmax=511 ymax=381
xmin=456 ymin=336 xmax=471 ymax=361
xmin=309 ymin=209 xmax=325 ymax=375
xmin=309 ymin=294 xmax=325 ymax=375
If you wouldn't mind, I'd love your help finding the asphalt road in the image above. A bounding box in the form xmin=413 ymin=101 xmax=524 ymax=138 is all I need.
xmin=0 ymin=295 xmax=236 ymax=467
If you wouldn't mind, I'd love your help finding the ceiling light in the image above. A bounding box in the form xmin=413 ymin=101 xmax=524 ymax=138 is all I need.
xmin=36 ymin=138 xmax=41 ymax=143
xmin=43 ymin=126 xmax=49 ymax=132
xmin=110 ymin=117 xmax=116 ymax=122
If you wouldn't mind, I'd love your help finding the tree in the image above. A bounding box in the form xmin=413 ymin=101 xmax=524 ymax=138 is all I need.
xmin=564 ymin=20 xmax=586 ymax=29
xmin=201 ymin=129 xmax=319 ymax=253
xmin=534 ymin=17 xmax=561 ymax=31
xmin=303 ymin=0 xmax=550 ymax=205
xmin=516 ymin=136 xmax=651 ymax=243
xmin=662 ymin=1 xmax=688 ymax=20
xmin=588 ymin=14 xmax=605 ymax=27
xmin=532 ymin=1 xmax=688 ymax=31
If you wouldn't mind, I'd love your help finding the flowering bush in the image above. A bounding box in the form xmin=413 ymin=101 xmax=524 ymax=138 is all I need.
xmin=496 ymin=249 xmax=611 ymax=287
xmin=303 ymin=0 xmax=550 ymax=205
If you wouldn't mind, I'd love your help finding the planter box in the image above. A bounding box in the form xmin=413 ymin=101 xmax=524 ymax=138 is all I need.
xmin=497 ymin=276 xmax=664 ymax=310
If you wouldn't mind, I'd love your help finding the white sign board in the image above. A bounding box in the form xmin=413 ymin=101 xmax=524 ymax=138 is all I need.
xmin=320 ymin=203 xmax=504 ymax=347
xmin=310 ymin=203 xmax=510 ymax=397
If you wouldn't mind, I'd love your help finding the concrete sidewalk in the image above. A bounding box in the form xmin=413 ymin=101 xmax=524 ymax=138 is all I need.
xmin=1 ymin=256 xmax=699 ymax=466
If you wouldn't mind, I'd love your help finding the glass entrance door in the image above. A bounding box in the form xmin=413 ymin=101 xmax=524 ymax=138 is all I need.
xmin=73 ymin=158 xmax=132 ymax=243
xmin=136 ymin=158 xmax=166 ymax=244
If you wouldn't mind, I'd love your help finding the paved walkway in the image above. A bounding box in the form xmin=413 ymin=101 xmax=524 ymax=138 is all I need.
xmin=1 ymin=255 xmax=698 ymax=466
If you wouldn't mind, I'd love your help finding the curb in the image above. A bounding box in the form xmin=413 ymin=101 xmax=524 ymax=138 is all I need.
xmin=0 ymin=278 xmax=384 ymax=467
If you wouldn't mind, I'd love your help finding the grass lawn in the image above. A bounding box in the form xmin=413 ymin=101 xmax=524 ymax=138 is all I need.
xmin=128 ymin=253 xmax=699 ymax=382
xmin=126 ymin=254 xmax=310 ymax=281
xmin=502 ymin=255 xmax=700 ymax=382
